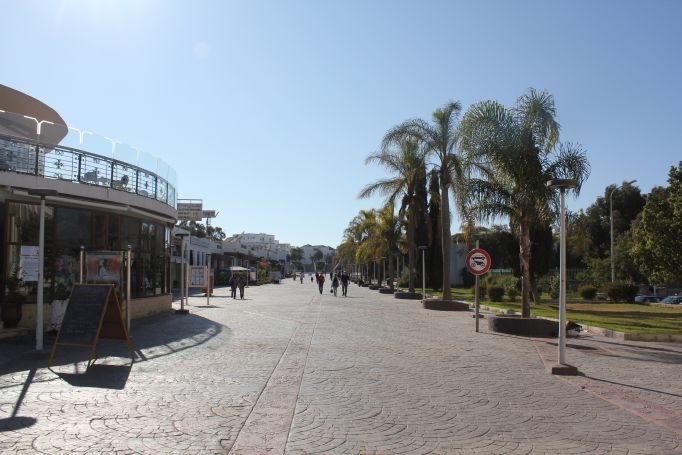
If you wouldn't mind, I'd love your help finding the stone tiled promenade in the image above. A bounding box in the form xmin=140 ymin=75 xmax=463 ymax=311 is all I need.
xmin=1 ymin=278 xmax=681 ymax=454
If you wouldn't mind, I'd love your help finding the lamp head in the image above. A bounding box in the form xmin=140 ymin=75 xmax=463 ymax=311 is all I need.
xmin=546 ymin=179 xmax=578 ymax=190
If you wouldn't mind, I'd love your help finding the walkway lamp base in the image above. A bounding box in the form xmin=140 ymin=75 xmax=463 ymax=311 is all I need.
xmin=550 ymin=363 xmax=581 ymax=376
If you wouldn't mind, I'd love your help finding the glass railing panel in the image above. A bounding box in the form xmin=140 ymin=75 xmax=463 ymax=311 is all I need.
xmin=43 ymin=146 xmax=80 ymax=181
xmin=79 ymin=154 xmax=113 ymax=187
xmin=80 ymin=133 xmax=116 ymax=158
xmin=157 ymin=179 xmax=168 ymax=203
xmin=112 ymin=162 xmax=138 ymax=194
xmin=0 ymin=137 xmax=33 ymax=173
xmin=137 ymin=171 xmax=156 ymax=199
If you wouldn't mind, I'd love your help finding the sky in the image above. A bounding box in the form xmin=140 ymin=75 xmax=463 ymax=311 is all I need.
xmin=2 ymin=0 xmax=681 ymax=248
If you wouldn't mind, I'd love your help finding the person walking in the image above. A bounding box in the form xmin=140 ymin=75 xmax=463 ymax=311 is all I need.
xmin=300 ymin=273 xmax=304 ymax=284
xmin=340 ymin=271 xmax=350 ymax=297
xmin=331 ymin=273 xmax=339 ymax=296
xmin=317 ymin=273 xmax=325 ymax=294
xmin=230 ymin=275 xmax=238 ymax=299
xmin=238 ymin=276 xmax=245 ymax=299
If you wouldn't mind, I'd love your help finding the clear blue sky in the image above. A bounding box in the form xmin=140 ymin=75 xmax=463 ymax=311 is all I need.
xmin=3 ymin=0 xmax=681 ymax=248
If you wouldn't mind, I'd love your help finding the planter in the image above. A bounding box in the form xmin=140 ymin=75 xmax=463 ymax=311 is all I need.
xmin=378 ymin=288 xmax=395 ymax=294
xmin=394 ymin=292 xmax=423 ymax=300
xmin=422 ymin=299 xmax=470 ymax=311
xmin=1 ymin=293 xmax=25 ymax=328
xmin=368 ymin=285 xmax=380 ymax=290
xmin=487 ymin=315 xmax=559 ymax=337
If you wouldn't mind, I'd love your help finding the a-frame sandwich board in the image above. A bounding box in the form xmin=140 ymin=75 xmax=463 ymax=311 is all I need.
xmin=48 ymin=284 xmax=133 ymax=370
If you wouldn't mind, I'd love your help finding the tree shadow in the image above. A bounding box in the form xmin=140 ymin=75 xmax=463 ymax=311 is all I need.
xmin=584 ymin=375 xmax=682 ymax=398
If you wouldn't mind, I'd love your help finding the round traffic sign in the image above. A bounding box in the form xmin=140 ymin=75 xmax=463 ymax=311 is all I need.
xmin=466 ymin=248 xmax=492 ymax=276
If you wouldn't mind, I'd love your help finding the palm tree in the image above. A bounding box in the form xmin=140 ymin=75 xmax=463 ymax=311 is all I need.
xmin=375 ymin=204 xmax=403 ymax=289
xmin=359 ymin=138 xmax=424 ymax=292
xmin=346 ymin=209 xmax=380 ymax=283
xmin=459 ymin=88 xmax=590 ymax=317
xmin=382 ymin=101 xmax=476 ymax=301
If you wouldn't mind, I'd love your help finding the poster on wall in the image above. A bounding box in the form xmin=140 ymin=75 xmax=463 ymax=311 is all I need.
xmin=19 ymin=245 xmax=40 ymax=282
xmin=86 ymin=252 xmax=123 ymax=288
xmin=189 ymin=266 xmax=206 ymax=288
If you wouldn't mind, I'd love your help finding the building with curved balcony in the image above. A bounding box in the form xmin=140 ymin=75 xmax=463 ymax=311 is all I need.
xmin=0 ymin=84 xmax=178 ymax=332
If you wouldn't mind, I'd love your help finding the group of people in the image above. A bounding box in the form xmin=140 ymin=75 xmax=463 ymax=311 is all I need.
xmin=229 ymin=275 xmax=245 ymax=299
xmin=314 ymin=271 xmax=350 ymax=297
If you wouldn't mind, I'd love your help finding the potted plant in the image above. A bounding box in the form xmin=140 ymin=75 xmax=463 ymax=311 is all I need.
xmin=2 ymin=267 xmax=26 ymax=328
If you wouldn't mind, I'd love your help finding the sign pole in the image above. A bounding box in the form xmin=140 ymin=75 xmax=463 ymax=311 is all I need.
xmin=126 ymin=245 xmax=132 ymax=331
xmin=475 ymin=240 xmax=480 ymax=332
xmin=466 ymin=246 xmax=491 ymax=332
xmin=79 ymin=245 xmax=85 ymax=284
xmin=180 ymin=238 xmax=185 ymax=311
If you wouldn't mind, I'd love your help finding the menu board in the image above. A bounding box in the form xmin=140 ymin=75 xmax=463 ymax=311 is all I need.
xmin=56 ymin=285 xmax=110 ymax=345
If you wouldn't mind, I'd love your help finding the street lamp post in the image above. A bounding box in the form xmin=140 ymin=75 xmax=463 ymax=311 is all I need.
xmin=610 ymin=180 xmax=637 ymax=282
xmin=175 ymin=233 xmax=189 ymax=315
xmin=418 ymin=246 xmax=428 ymax=301
xmin=547 ymin=179 xmax=578 ymax=373
xmin=27 ymin=189 xmax=58 ymax=350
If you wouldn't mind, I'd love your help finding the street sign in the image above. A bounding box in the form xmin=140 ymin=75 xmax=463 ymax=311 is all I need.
xmin=177 ymin=199 xmax=203 ymax=221
xmin=466 ymin=248 xmax=492 ymax=276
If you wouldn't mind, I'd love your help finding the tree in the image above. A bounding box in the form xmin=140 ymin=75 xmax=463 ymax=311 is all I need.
xmin=207 ymin=225 xmax=227 ymax=241
xmin=427 ymin=169 xmax=443 ymax=289
xmin=177 ymin=220 xmax=207 ymax=238
xmin=290 ymin=247 xmax=304 ymax=270
xmin=459 ymin=88 xmax=590 ymax=317
xmin=631 ymin=162 xmax=682 ymax=285
xmin=359 ymin=138 xmax=423 ymax=292
xmin=375 ymin=204 xmax=403 ymax=289
xmin=311 ymin=248 xmax=324 ymax=271
xmin=382 ymin=101 xmax=477 ymax=301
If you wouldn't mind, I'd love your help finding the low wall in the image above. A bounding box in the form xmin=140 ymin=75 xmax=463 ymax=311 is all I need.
xmin=17 ymin=294 xmax=172 ymax=330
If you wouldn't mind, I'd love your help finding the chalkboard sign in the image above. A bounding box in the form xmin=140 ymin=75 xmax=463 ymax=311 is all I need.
xmin=57 ymin=285 xmax=110 ymax=345
xmin=48 ymin=284 xmax=132 ymax=370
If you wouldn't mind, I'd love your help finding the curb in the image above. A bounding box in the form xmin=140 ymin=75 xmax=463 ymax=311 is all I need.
xmin=463 ymin=301 xmax=682 ymax=343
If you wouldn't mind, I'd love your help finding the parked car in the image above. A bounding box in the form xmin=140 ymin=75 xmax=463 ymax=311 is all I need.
xmin=660 ymin=295 xmax=682 ymax=304
xmin=634 ymin=294 xmax=660 ymax=303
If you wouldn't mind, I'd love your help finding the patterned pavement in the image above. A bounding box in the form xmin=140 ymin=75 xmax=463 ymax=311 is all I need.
xmin=0 ymin=278 xmax=680 ymax=454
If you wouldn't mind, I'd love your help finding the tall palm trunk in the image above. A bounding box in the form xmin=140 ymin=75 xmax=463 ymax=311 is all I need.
xmin=389 ymin=256 xmax=395 ymax=290
xmin=519 ymin=222 xmax=532 ymax=317
xmin=407 ymin=210 xmax=416 ymax=292
xmin=440 ymin=176 xmax=452 ymax=301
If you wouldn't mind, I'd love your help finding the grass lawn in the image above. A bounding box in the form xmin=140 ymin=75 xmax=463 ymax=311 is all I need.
xmin=415 ymin=287 xmax=682 ymax=335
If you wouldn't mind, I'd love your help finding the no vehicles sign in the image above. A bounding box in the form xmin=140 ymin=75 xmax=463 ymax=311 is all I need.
xmin=466 ymin=248 xmax=491 ymax=276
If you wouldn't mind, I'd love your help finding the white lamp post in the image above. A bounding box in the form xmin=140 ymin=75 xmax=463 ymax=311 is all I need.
xmin=27 ymin=188 xmax=58 ymax=350
xmin=610 ymin=180 xmax=637 ymax=282
xmin=418 ymin=246 xmax=428 ymax=301
xmin=175 ymin=233 xmax=189 ymax=314
xmin=547 ymin=179 xmax=578 ymax=374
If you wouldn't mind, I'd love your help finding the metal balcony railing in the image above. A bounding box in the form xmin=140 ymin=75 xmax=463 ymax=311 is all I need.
xmin=0 ymin=132 xmax=177 ymax=208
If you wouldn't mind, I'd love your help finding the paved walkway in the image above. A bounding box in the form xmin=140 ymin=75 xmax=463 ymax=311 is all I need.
xmin=0 ymin=279 xmax=681 ymax=454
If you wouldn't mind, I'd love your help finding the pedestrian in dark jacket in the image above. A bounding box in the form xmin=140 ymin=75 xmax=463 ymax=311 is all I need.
xmin=230 ymin=275 xmax=238 ymax=299
xmin=238 ymin=276 xmax=245 ymax=299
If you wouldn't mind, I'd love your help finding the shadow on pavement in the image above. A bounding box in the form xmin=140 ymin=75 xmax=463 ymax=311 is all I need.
xmin=0 ymin=310 xmax=229 ymax=375
xmin=585 ymin=375 xmax=682 ymax=398
xmin=0 ymin=416 xmax=36 ymax=432
xmin=56 ymin=363 xmax=132 ymax=389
